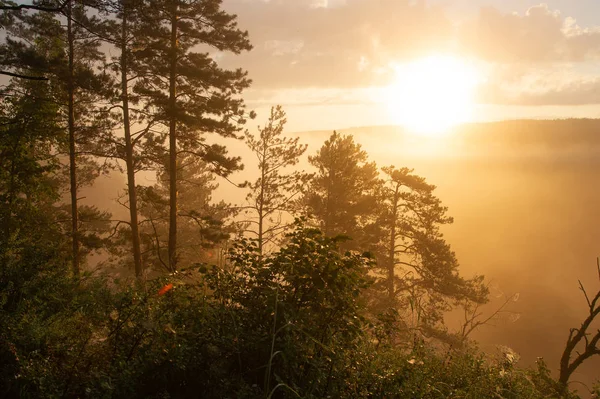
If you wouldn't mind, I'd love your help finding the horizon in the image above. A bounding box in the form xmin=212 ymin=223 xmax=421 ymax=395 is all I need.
xmin=287 ymin=116 xmax=600 ymax=134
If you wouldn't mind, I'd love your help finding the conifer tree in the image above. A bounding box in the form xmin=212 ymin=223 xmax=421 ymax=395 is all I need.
xmin=301 ymin=132 xmax=380 ymax=251
xmin=115 ymin=0 xmax=144 ymax=278
xmin=4 ymin=1 xmax=111 ymax=274
xmin=65 ymin=0 xmax=79 ymax=274
xmin=133 ymin=0 xmax=252 ymax=272
xmin=374 ymin=166 xmax=488 ymax=330
xmin=92 ymin=0 xmax=147 ymax=279
xmin=0 ymin=0 xmax=68 ymax=80
xmin=0 ymin=78 xmax=63 ymax=244
xmin=138 ymin=154 xmax=236 ymax=272
xmin=244 ymin=105 xmax=310 ymax=254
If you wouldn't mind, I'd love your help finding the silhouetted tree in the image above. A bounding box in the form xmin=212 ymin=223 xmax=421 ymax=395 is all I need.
xmin=4 ymin=4 xmax=111 ymax=274
xmin=137 ymin=154 xmax=235 ymax=273
xmin=373 ymin=165 xmax=488 ymax=332
xmin=133 ymin=0 xmax=252 ymax=272
xmin=65 ymin=0 xmax=79 ymax=274
xmin=301 ymin=132 xmax=380 ymax=251
xmin=114 ymin=0 xmax=144 ymax=279
xmin=457 ymin=290 xmax=519 ymax=345
xmin=91 ymin=0 xmax=149 ymax=279
xmin=243 ymin=105 xmax=310 ymax=254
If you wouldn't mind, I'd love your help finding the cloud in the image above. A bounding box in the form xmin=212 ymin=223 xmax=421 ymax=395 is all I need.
xmin=218 ymin=1 xmax=600 ymax=107
xmin=477 ymin=64 xmax=600 ymax=106
xmin=480 ymin=78 xmax=600 ymax=106
xmin=221 ymin=0 xmax=454 ymax=89
xmin=243 ymin=87 xmax=376 ymax=108
xmin=562 ymin=17 xmax=600 ymax=61
xmin=459 ymin=4 xmax=600 ymax=62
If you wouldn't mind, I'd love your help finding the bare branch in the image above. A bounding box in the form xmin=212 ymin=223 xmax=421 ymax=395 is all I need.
xmin=559 ymin=258 xmax=600 ymax=391
xmin=579 ymin=280 xmax=592 ymax=309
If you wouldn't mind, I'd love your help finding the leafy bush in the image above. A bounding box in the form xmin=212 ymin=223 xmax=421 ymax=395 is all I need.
xmin=0 ymin=222 xmax=580 ymax=398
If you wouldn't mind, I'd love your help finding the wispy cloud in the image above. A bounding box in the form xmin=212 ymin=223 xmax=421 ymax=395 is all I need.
xmin=221 ymin=1 xmax=600 ymax=108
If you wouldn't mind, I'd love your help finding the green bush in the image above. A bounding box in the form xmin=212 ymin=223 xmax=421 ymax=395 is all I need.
xmin=0 ymin=222 xmax=579 ymax=398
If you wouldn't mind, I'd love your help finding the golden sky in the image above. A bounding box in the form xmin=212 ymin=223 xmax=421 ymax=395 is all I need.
xmin=219 ymin=0 xmax=600 ymax=132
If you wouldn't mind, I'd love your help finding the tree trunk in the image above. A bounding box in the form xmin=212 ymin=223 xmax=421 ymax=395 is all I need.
xmin=324 ymin=168 xmax=333 ymax=237
xmin=4 ymin=137 xmax=19 ymax=239
xmin=120 ymin=7 xmax=143 ymax=280
xmin=67 ymin=0 xmax=79 ymax=276
xmin=257 ymin=141 xmax=267 ymax=254
xmin=387 ymin=185 xmax=400 ymax=303
xmin=167 ymin=3 xmax=178 ymax=272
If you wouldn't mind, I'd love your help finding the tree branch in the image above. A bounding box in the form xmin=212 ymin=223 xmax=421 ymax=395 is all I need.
xmin=0 ymin=1 xmax=68 ymax=12
xmin=0 ymin=70 xmax=48 ymax=81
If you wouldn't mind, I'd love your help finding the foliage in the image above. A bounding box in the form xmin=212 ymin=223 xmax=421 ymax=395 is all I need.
xmin=372 ymin=165 xmax=489 ymax=333
xmin=134 ymin=154 xmax=236 ymax=273
xmin=204 ymin=221 xmax=373 ymax=397
xmin=244 ymin=105 xmax=311 ymax=253
xmin=301 ymin=131 xmax=380 ymax=251
xmin=0 ymin=221 xmax=580 ymax=398
xmin=340 ymin=343 xmax=574 ymax=399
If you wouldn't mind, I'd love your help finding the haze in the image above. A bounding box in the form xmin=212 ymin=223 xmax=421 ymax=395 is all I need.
xmin=2 ymin=0 xmax=600 ymax=398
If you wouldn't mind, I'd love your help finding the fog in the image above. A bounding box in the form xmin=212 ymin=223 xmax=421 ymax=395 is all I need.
xmin=80 ymin=119 xmax=600 ymax=391
xmin=330 ymin=120 xmax=600 ymax=390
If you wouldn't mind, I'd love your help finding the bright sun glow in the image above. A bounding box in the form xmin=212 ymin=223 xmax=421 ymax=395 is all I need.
xmin=384 ymin=55 xmax=481 ymax=136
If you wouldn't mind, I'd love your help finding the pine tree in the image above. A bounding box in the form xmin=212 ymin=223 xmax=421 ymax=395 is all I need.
xmin=244 ymin=105 xmax=310 ymax=254
xmin=133 ymin=0 xmax=252 ymax=272
xmin=92 ymin=0 xmax=148 ymax=279
xmin=0 ymin=78 xmax=63 ymax=243
xmin=138 ymin=154 xmax=236 ymax=272
xmin=301 ymin=132 xmax=380 ymax=251
xmin=4 ymin=1 xmax=112 ymax=274
xmin=0 ymin=0 xmax=67 ymax=80
xmin=374 ymin=165 xmax=488 ymax=330
xmin=65 ymin=0 xmax=79 ymax=275
xmin=115 ymin=0 xmax=144 ymax=279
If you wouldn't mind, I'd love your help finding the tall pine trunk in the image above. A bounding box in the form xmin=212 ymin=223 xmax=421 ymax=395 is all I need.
xmin=388 ymin=187 xmax=400 ymax=303
xmin=67 ymin=0 xmax=80 ymax=276
xmin=120 ymin=7 xmax=143 ymax=279
xmin=257 ymin=141 xmax=267 ymax=255
xmin=4 ymin=137 xmax=19 ymax=239
xmin=167 ymin=2 xmax=178 ymax=272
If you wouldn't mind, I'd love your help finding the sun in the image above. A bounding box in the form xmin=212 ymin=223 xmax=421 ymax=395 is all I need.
xmin=384 ymin=55 xmax=481 ymax=136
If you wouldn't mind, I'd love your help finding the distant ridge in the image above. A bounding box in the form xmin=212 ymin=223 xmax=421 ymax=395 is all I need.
xmin=295 ymin=119 xmax=600 ymax=152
